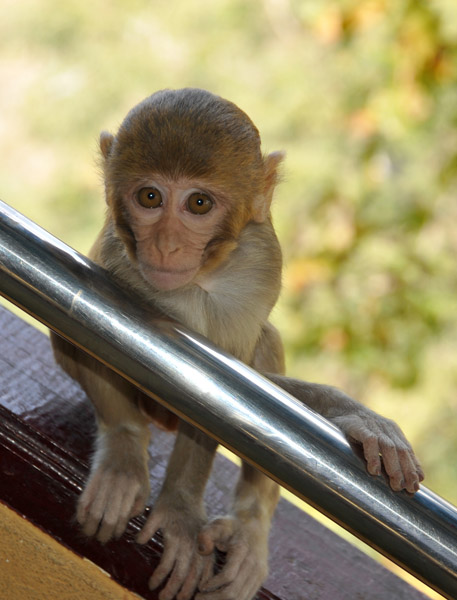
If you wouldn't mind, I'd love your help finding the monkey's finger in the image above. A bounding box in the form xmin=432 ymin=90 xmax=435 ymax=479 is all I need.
xmin=238 ymin=570 xmax=264 ymax=600
xmin=99 ymin=489 xmax=131 ymax=541
xmin=131 ymin=493 xmax=148 ymax=518
xmin=197 ymin=533 xmax=215 ymax=555
xmin=113 ymin=487 xmax=144 ymax=539
xmin=198 ymin=518 xmax=235 ymax=555
xmin=199 ymin=541 xmax=248 ymax=592
xmin=360 ymin=434 xmax=382 ymax=477
xmin=79 ymin=474 xmax=116 ymax=537
xmin=382 ymin=424 xmax=424 ymax=491
xmin=176 ymin=554 xmax=210 ymax=600
xmin=76 ymin=472 xmax=103 ymax=525
xmin=196 ymin=560 xmax=255 ymax=600
xmin=158 ymin=552 xmax=193 ymax=600
xmin=95 ymin=475 xmax=141 ymax=542
xmin=378 ymin=438 xmax=404 ymax=491
xmin=394 ymin=434 xmax=425 ymax=484
xmin=395 ymin=446 xmax=423 ymax=493
xmin=379 ymin=433 xmax=422 ymax=492
xmin=244 ymin=576 xmax=263 ymax=600
xmin=198 ymin=552 xmax=216 ymax=590
xmin=331 ymin=416 xmax=384 ymax=477
xmin=137 ymin=512 xmax=162 ymax=544
xmin=149 ymin=543 xmax=178 ymax=592
xmin=415 ymin=457 xmax=425 ymax=482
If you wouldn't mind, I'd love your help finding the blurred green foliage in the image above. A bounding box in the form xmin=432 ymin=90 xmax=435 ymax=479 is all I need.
xmin=0 ymin=0 xmax=456 ymax=522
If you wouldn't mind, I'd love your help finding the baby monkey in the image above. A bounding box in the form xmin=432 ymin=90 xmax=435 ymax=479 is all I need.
xmin=51 ymin=88 xmax=423 ymax=600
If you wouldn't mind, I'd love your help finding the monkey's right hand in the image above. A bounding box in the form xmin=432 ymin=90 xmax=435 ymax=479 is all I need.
xmin=76 ymin=429 xmax=150 ymax=543
xmin=137 ymin=497 xmax=214 ymax=600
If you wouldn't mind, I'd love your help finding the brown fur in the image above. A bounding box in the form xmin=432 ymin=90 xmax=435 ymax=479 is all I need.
xmin=51 ymin=88 xmax=423 ymax=600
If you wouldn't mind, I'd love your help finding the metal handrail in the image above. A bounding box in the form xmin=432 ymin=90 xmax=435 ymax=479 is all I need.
xmin=0 ymin=199 xmax=456 ymax=599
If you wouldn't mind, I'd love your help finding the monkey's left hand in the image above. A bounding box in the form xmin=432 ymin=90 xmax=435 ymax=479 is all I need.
xmin=267 ymin=376 xmax=424 ymax=495
xmin=329 ymin=409 xmax=424 ymax=494
xmin=137 ymin=499 xmax=214 ymax=600
xmin=196 ymin=515 xmax=268 ymax=600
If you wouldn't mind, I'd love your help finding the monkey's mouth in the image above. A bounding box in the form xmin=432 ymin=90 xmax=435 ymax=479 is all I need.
xmin=140 ymin=264 xmax=200 ymax=291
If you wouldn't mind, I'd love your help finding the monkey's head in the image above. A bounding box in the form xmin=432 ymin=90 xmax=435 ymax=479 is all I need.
xmin=100 ymin=88 xmax=283 ymax=291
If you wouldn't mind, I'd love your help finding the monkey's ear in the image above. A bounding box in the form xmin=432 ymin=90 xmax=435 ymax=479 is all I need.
xmin=252 ymin=151 xmax=285 ymax=223
xmin=100 ymin=131 xmax=115 ymax=159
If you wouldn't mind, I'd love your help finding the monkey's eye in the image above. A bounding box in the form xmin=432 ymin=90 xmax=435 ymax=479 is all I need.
xmin=137 ymin=187 xmax=163 ymax=209
xmin=187 ymin=192 xmax=214 ymax=215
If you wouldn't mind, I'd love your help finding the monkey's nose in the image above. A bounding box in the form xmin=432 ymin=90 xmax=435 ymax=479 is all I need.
xmin=154 ymin=234 xmax=181 ymax=259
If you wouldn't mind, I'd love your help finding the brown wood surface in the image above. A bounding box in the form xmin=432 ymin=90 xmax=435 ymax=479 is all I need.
xmin=0 ymin=304 xmax=428 ymax=599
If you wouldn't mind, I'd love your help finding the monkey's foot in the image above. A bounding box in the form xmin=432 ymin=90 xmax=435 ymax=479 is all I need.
xmin=77 ymin=467 xmax=149 ymax=543
xmin=137 ymin=502 xmax=213 ymax=600
xmin=197 ymin=516 xmax=268 ymax=600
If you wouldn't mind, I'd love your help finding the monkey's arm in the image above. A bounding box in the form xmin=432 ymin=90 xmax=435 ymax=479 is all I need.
xmin=137 ymin=421 xmax=218 ymax=600
xmin=51 ymin=334 xmax=151 ymax=542
xmin=267 ymin=374 xmax=424 ymax=494
xmin=197 ymin=463 xmax=279 ymax=600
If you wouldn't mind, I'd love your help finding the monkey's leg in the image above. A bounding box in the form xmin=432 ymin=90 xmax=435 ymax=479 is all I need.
xmin=137 ymin=421 xmax=218 ymax=600
xmin=197 ymin=463 xmax=279 ymax=600
xmin=193 ymin=322 xmax=283 ymax=600
xmin=51 ymin=334 xmax=151 ymax=542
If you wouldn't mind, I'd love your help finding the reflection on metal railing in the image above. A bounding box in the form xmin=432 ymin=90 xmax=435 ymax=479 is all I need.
xmin=0 ymin=199 xmax=456 ymax=599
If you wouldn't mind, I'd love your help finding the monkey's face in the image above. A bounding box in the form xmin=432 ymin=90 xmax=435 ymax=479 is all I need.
xmin=123 ymin=175 xmax=229 ymax=291
xmin=100 ymin=90 xmax=283 ymax=292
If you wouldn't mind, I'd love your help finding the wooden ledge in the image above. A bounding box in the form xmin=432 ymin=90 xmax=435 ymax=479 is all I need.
xmin=0 ymin=305 xmax=428 ymax=600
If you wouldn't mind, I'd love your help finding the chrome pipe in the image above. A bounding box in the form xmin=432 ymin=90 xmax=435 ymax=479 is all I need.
xmin=0 ymin=199 xmax=456 ymax=598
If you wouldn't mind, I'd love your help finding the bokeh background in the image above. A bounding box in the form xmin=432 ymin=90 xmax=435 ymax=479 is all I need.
xmin=1 ymin=1 xmax=456 ymax=597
